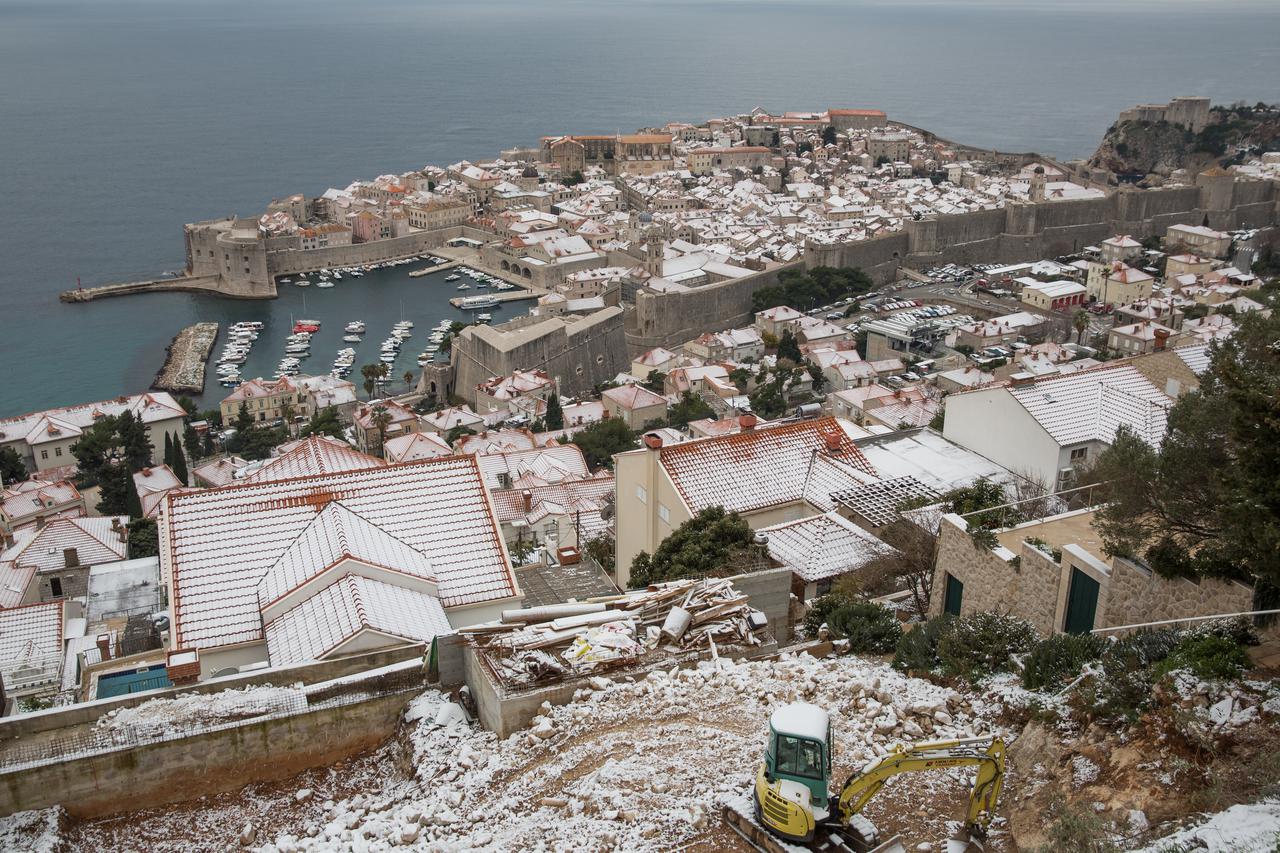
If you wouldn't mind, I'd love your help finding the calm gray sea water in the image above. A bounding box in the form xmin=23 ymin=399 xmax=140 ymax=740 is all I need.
xmin=2 ymin=0 xmax=1278 ymax=414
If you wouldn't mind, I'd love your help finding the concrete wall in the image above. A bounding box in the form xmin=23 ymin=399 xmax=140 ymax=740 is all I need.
xmin=1 ymin=645 xmax=425 ymax=739
xmin=0 ymin=690 xmax=414 ymax=819
xmin=942 ymin=385 xmax=1063 ymax=488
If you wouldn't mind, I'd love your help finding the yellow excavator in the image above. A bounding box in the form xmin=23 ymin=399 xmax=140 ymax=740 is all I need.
xmin=749 ymin=702 xmax=1005 ymax=853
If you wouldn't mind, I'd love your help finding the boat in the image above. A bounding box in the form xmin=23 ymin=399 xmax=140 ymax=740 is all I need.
xmin=458 ymin=295 xmax=499 ymax=310
xmin=344 ymin=321 xmax=366 ymax=333
xmin=279 ymin=278 xmax=292 ymax=284
xmin=316 ymin=280 xmax=335 ymax=289
xmin=343 ymin=334 xmax=363 ymax=343
xmin=295 ymin=279 xmax=311 ymax=287
xmin=445 ymin=274 xmax=460 ymax=282
xmin=456 ymin=283 xmax=470 ymax=290
xmin=293 ymin=321 xmax=321 ymax=333
xmin=477 ymin=313 xmax=492 ymax=321
xmin=332 ymin=271 xmax=342 ymax=280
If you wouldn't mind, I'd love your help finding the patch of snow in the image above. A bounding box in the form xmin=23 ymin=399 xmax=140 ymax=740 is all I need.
xmin=1134 ymin=800 xmax=1280 ymax=853
xmin=1070 ymin=755 xmax=1099 ymax=788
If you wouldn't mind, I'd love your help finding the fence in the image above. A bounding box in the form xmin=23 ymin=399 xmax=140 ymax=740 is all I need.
xmin=956 ymin=480 xmax=1108 ymax=530
xmin=0 ymin=661 xmax=423 ymax=773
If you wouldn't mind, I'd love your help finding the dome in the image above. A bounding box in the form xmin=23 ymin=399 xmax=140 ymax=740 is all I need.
xmin=521 ymin=164 xmax=539 ymax=178
xmin=1033 ymin=165 xmax=1046 ymax=175
xmin=638 ymin=211 xmax=654 ymax=224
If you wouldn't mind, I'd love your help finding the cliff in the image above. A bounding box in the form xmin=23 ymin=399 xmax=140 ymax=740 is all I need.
xmin=1090 ymin=103 xmax=1280 ymax=179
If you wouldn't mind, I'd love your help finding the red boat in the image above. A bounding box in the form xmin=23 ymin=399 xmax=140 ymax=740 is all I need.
xmin=293 ymin=320 xmax=321 ymax=333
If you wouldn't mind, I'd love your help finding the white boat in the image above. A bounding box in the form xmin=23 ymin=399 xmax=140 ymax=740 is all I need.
xmin=456 ymin=283 xmax=470 ymax=290
xmin=279 ymin=278 xmax=292 ymax=284
xmin=395 ymin=320 xmax=414 ymax=328
xmin=295 ymin=280 xmax=311 ymax=287
xmin=332 ymin=271 xmax=342 ymax=280
xmin=458 ymin=295 xmax=499 ymax=310
xmin=477 ymin=313 xmax=492 ymax=321
xmin=344 ymin=321 xmax=365 ymax=333
xmin=316 ymin=280 xmax=335 ymax=289
xmin=343 ymin=334 xmax=363 ymax=343
xmin=445 ymin=274 xmax=460 ymax=282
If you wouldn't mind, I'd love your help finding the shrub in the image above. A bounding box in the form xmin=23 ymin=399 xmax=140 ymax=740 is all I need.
xmin=1182 ymin=615 xmax=1260 ymax=647
xmin=1022 ymin=633 xmax=1106 ymax=691
xmin=826 ymin=601 xmax=903 ymax=654
xmin=936 ymin=612 xmax=1037 ymax=680
xmin=802 ymin=591 xmax=857 ymax=638
xmin=892 ymin=615 xmax=952 ymax=673
xmin=1032 ymin=795 xmax=1122 ymax=853
xmin=1072 ymin=629 xmax=1180 ymax=721
xmin=1155 ymin=634 xmax=1251 ymax=682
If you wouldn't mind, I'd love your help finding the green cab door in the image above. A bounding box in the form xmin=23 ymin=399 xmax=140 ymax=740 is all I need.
xmin=1063 ymin=567 xmax=1100 ymax=634
xmin=943 ymin=572 xmax=963 ymax=617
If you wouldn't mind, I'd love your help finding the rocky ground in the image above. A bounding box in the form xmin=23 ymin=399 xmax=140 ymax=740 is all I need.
xmin=153 ymin=322 xmax=218 ymax=394
xmin=2 ymin=650 xmax=1277 ymax=852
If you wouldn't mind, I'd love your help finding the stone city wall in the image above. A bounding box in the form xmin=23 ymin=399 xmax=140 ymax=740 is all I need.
xmin=1105 ymin=558 xmax=1253 ymax=630
xmin=267 ymin=225 xmax=493 ymax=277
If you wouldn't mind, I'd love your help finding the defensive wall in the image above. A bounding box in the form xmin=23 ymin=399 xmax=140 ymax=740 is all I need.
xmin=627 ymin=175 xmax=1278 ymax=350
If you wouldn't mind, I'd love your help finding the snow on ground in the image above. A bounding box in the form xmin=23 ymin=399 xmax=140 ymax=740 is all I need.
xmin=257 ymin=652 xmax=1010 ymax=852
xmin=1134 ymin=800 xmax=1280 ymax=852
xmin=92 ymin=683 xmax=305 ymax=739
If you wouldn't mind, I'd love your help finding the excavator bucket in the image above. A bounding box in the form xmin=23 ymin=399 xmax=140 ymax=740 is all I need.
xmin=942 ymin=829 xmax=988 ymax=853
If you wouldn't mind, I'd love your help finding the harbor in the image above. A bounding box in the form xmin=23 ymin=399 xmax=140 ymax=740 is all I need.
xmin=152 ymin=322 xmax=219 ymax=395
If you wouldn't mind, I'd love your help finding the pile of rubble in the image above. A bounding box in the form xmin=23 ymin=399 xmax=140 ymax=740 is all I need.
xmin=459 ymin=578 xmax=771 ymax=688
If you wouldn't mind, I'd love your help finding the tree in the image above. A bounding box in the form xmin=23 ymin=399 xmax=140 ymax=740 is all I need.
xmin=127 ymin=518 xmax=159 ymax=559
xmin=1087 ymin=313 xmax=1280 ymax=590
xmin=667 ymin=391 xmax=714 ymax=429
xmin=302 ymin=406 xmax=345 ymax=439
xmin=821 ymin=125 xmax=838 ymax=146
xmin=370 ymin=405 xmax=393 ymax=457
xmin=852 ymin=520 xmax=939 ymax=616
xmin=163 ymin=431 xmax=174 ymax=467
xmin=95 ymin=463 xmax=131 ymax=516
xmin=644 ymin=371 xmax=666 ymax=393
xmin=124 ymin=467 xmax=144 ymax=520
xmin=403 ymin=371 xmax=416 ymax=390
xmin=748 ymin=370 xmax=787 ymax=419
xmin=361 ymin=363 xmax=385 ymax=399
xmin=806 ymin=361 xmax=826 ymax=393
xmin=115 ymin=411 xmax=152 ymax=471
xmin=751 ymin=266 xmax=874 ymax=314
xmin=1072 ymin=309 xmax=1090 ymax=344
xmin=570 ymin=418 xmax=638 ymax=469
xmin=630 ymin=507 xmax=757 ymax=587
xmin=233 ymin=402 xmax=254 ymax=435
xmin=545 ymin=393 xmax=564 ymax=431
xmin=236 ymin=425 xmax=287 ymax=461
xmin=445 ymin=425 xmax=476 ymax=446
xmin=776 ymin=328 xmax=803 ymax=364
xmin=183 ymin=425 xmax=201 ymax=463
xmin=171 ymin=440 xmax=189 ymax=486
xmin=0 ymin=446 xmax=26 ymax=485
xmin=175 ymin=396 xmax=198 ymax=417
xmin=280 ymin=401 xmax=296 ymax=438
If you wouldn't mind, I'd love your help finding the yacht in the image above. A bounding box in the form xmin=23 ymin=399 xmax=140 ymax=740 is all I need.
xmin=332 ymin=271 xmax=342 ymax=280
xmin=445 ymin=274 xmax=460 ymax=282
xmin=344 ymin=321 xmax=366 ymax=333
xmin=458 ymin=295 xmax=499 ymax=310
xmin=477 ymin=313 xmax=492 ymax=322
xmin=343 ymin=334 xmax=363 ymax=343
xmin=456 ymin=283 xmax=471 ymax=290
xmin=295 ymin=279 xmax=311 ymax=287
xmin=316 ymin=280 xmax=335 ymax=289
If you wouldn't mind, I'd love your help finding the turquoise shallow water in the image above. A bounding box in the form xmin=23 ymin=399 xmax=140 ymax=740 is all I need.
xmin=2 ymin=0 xmax=1278 ymax=413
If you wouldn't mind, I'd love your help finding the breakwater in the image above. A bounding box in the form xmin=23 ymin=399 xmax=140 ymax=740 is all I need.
xmin=153 ymin=322 xmax=219 ymax=394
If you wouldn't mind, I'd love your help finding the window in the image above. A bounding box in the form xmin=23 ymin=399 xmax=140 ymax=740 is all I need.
xmin=658 ymin=503 xmax=670 ymax=523
xmin=40 ymin=450 xmax=48 ymax=460
xmin=635 ymin=485 xmax=647 ymax=504
xmin=1070 ymin=447 xmax=1088 ymax=462
xmin=55 ymin=447 xmax=62 ymax=457
xmin=50 ymin=578 xmax=63 ymax=598
xmin=775 ymin=735 xmax=824 ymax=779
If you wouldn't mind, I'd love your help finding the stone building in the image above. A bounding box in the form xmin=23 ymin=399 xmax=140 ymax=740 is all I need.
xmin=930 ymin=508 xmax=1252 ymax=636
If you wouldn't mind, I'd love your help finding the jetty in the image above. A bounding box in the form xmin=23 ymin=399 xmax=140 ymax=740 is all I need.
xmin=407 ymin=258 xmax=462 ymax=277
xmin=153 ymin=322 xmax=219 ymax=395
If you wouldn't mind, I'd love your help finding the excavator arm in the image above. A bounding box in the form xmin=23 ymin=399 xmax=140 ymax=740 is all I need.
xmin=834 ymin=736 xmax=1005 ymax=836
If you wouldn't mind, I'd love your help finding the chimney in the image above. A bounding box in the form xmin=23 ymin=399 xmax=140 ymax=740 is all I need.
xmin=96 ymin=633 xmax=113 ymax=662
xmin=824 ymin=432 xmax=843 ymax=454
xmin=643 ymin=433 xmax=663 ymax=450
xmin=63 ymin=547 xmax=79 ymax=569
xmin=1153 ymin=328 xmax=1170 ymax=352
xmin=738 ymin=413 xmax=757 ymax=431
xmin=521 ymin=489 xmax=533 ymax=513
xmin=36 ymin=516 xmax=47 ymax=530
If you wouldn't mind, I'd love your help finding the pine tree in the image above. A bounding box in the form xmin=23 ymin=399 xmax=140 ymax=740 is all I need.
xmin=164 ymin=431 xmax=174 ymax=467
xmin=183 ymin=425 xmax=201 ymax=462
xmin=545 ymin=393 xmax=564 ymax=431
xmin=172 ymin=440 xmax=189 ymax=486
xmin=116 ymin=410 xmax=153 ymax=471
xmin=96 ymin=463 xmax=131 ymax=516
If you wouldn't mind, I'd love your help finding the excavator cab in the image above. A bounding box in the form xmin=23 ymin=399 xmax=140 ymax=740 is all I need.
xmin=754 ymin=703 xmax=833 ymax=843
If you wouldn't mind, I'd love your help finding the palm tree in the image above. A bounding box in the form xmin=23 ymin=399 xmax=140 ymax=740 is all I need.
xmin=280 ymin=401 xmax=296 ymax=438
xmin=370 ymin=405 xmax=393 ymax=457
xmin=403 ymin=371 xmax=415 ymax=391
xmin=360 ymin=364 xmax=382 ymax=400
xmin=1072 ymin=309 xmax=1090 ymax=344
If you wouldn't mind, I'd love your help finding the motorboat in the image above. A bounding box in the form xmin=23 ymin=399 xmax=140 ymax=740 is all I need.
xmin=456 ymin=283 xmax=470 ymax=290
xmin=293 ymin=321 xmax=321 ymax=333
xmin=316 ymin=280 xmax=335 ymax=289
xmin=477 ymin=313 xmax=492 ymax=321
xmin=295 ymin=279 xmax=311 ymax=287
xmin=445 ymin=274 xmax=460 ymax=282
xmin=458 ymin=295 xmax=499 ymax=310
xmin=345 ymin=321 xmax=366 ymax=333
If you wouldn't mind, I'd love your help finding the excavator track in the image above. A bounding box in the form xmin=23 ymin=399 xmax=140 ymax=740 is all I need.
xmin=720 ymin=796 xmax=906 ymax=853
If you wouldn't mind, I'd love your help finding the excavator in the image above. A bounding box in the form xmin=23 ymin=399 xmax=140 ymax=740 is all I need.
xmin=742 ymin=702 xmax=1005 ymax=853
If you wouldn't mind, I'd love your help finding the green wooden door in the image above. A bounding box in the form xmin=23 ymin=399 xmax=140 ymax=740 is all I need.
xmin=1063 ymin=568 xmax=1100 ymax=634
xmin=943 ymin=573 xmax=964 ymax=616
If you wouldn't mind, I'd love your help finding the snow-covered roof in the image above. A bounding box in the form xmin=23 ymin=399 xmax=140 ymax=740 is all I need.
xmin=474 ymin=445 xmax=590 ymax=491
xmin=263 ymin=574 xmax=451 ymax=666
xmin=770 ymin=702 xmax=829 ymax=742
xmin=239 ymin=436 xmax=385 ymax=484
xmin=0 ymin=392 xmax=184 ymax=446
xmin=762 ymin=511 xmax=896 ymax=582
xmin=0 ymin=600 xmax=64 ymax=680
xmin=165 ymin=456 xmax=515 ymax=652
xmin=1006 ymin=364 xmax=1172 ymax=447
xmin=383 ymin=431 xmax=453 ymax=463
xmin=657 ymin=417 xmax=876 ymax=515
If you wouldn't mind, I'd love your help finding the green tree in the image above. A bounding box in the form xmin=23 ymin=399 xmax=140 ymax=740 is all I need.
xmin=115 ymin=411 xmax=153 ymax=471
xmin=183 ymin=424 xmax=201 ymax=463
xmin=163 ymin=431 xmax=174 ymax=467
xmin=175 ymin=396 xmax=198 ymax=417
xmin=0 ymin=446 xmax=27 ymax=485
xmin=127 ymin=517 xmax=160 ymax=559
xmin=172 ymin=440 xmax=189 ymax=486
xmin=777 ymin=328 xmax=803 ymax=363
xmin=644 ymin=371 xmax=666 ymax=393
xmin=369 ymin=405 xmax=393 ymax=457
xmin=95 ymin=463 xmax=130 ymax=516
xmin=124 ymin=467 xmax=144 ymax=520
xmin=545 ymin=393 xmax=564 ymax=431
xmin=806 ymin=361 xmax=826 ymax=392
xmin=630 ymin=507 xmax=757 ymax=587
xmin=570 ymin=418 xmax=638 ymax=469
xmin=1086 ymin=312 xmax=1280 ymax=589
xmin=237 ymin=425 xmax=287 ymax=461
xmin=748 ymin=371 xmax=787 ymax=419
xmin=301 ymin=406 xmax=345 ymax=439
xmin=360 ymin=363 xmax=384 ymax=399
xmin=445 ymin=425 xmax=476 ymax=446
xmin=821 ymin=125 xmax=838 ymax=146
xmin=233 ymin=402 xmax=255 ymax=435
xmin=667 ymin=391 xmax=714 ymax=429
xmin=1072 ymin=309 xmax=1090 ymax=344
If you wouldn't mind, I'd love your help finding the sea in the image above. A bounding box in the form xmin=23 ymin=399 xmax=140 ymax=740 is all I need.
xmin=2 ymin=0 xmax=1278 ymax=415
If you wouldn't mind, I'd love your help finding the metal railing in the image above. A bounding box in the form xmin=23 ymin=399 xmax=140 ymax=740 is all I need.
xmin=956 ymin=481 xmax=1107 ymax=531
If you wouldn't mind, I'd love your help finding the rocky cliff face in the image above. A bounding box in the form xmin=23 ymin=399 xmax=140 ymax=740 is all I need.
xmin=1089 ymin=104 xmax=1280 ymax=179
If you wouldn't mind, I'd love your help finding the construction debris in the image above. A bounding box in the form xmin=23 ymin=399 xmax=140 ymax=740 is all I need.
xmin=459 ymin=578 xmax=771 ymax=688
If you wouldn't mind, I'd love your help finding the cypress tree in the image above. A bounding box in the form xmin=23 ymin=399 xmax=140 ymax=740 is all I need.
xmin=545 ymin=393 xmax=564 ymax=431
xmin=163 ymin=431 xmax=174 ymax=467
xmin=123 ymin=466 xmax=144 ymax=520
xmin=172 ymin=441 xmax=189 ymax=486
